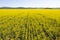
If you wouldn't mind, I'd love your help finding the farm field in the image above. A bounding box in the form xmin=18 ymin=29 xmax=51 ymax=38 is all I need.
xmin=0 ymin=9 xmax=60 ymax=40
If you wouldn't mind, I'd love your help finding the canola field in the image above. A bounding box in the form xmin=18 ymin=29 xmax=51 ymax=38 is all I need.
xmin=0 ymin=9 xmax=60 ymax=40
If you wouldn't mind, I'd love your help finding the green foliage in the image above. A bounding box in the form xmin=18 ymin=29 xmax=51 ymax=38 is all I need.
xmin=0 ymin=14 xmax=60 ymax=40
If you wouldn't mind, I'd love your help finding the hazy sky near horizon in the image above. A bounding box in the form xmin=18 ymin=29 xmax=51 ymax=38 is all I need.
xmin=0 ymin=0 xmax=60 ymax=7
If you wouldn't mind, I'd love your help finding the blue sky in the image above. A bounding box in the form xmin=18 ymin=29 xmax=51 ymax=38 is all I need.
xmin=0 ymin=0 xmax=60 ymax=7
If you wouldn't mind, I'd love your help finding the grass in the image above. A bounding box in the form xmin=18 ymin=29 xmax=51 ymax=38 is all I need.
xmin=0 ymin=9 xmax=60 ymax=40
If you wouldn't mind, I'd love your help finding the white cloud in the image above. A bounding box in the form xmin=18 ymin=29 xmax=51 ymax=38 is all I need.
xmin=0 ymin=0 xmax=60 ymax=7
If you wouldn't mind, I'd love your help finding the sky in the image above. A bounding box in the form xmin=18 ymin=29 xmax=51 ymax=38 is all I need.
xmin=0 ymin=0 xmax=60 ymax=7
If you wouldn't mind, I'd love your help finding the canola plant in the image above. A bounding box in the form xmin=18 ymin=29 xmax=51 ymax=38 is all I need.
xmin=0 ymin=9 xmax=60 ymax=40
